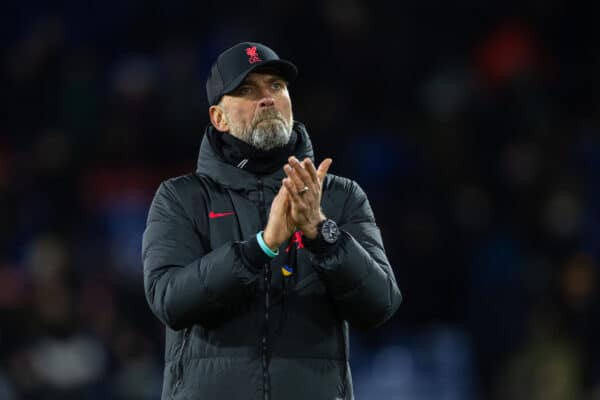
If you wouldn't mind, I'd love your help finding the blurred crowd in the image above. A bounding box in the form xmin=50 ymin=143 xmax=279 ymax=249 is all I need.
xmin=1 ymin=1 xmax=599 ymax=399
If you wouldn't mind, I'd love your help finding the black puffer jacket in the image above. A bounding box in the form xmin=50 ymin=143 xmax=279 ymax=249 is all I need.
xmin=142 ymin=122 xmax=401 ymax=400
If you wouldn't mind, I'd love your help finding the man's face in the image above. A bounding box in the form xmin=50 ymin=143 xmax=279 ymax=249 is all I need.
xmin=217 ymin=71 xmax=294 ymax=151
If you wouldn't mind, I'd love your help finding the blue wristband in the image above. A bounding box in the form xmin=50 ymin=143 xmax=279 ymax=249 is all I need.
xmin=257 ymin=231 xmax=279 ymax=258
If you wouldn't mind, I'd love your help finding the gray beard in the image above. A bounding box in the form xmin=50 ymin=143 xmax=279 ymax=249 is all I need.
xmin=228 ymin=108 xmax=293 ymax=151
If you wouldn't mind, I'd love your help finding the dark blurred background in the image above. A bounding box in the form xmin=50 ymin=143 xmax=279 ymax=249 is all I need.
xmin=1 ymin=1 xmax=600 ymax=399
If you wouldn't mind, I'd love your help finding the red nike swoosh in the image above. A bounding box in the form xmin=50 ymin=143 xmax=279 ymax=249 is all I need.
xmin=209 ymin=211 xmax=235 ymax=219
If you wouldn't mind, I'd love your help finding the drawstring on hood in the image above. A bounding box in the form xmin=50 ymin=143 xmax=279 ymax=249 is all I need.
xmin=275 ymin=234 xmax=301 ymax=334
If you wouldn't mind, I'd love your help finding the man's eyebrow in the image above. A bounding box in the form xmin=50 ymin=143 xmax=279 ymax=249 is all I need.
xmin=266 ymin=76 xmax=286 ymax=82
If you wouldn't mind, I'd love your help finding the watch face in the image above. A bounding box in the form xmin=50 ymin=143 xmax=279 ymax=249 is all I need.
xmin=321 ymin=219 xmax=339 ymax=244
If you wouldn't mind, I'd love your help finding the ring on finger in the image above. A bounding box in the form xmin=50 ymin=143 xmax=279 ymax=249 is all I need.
xmin=298 ymin=186 xmax=309 ymax=195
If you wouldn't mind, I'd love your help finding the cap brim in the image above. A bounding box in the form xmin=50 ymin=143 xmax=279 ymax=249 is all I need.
xmin=222 ymin=59 xmax=298 ymax=96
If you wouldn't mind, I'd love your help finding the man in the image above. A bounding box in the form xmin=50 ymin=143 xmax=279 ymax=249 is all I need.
xmin=142 ymin=42 xmax=401 ymax=400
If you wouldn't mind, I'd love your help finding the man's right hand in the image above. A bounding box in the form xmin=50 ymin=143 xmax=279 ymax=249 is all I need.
xmin=263 ymin=183 xmax=296 ymax=250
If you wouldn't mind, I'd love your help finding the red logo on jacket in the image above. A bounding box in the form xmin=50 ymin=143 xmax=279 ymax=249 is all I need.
xmin=246 ymin=46 xmax=262 ymax=64
xmin=208 ymin=211 xmax=235 ymax=219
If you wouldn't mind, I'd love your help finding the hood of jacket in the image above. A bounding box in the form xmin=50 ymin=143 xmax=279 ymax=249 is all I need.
xmin=196 ymin=121 xmax=315 ymax=191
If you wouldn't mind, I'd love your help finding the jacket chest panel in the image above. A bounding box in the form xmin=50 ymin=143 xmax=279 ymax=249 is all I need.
xmin=205 ymin=188 xmax=267 ymax=249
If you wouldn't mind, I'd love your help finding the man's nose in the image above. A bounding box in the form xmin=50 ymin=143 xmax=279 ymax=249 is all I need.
xmin=258 ymin=96 xmax=275 ymax=108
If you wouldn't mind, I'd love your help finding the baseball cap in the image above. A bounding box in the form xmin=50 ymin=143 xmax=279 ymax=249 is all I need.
xmin=206 ymin=42 xmax=298 ymax=106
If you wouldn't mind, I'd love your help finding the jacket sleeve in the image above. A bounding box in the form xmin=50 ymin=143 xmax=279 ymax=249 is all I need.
xmin=312 ymin=180 xmax=402 ymax=330
xmin=142 ymin=180 xmax=265 ymax=331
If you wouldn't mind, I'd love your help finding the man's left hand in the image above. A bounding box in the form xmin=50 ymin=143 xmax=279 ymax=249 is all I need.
xmin=282 ymin=156 xmax=332 ymax=239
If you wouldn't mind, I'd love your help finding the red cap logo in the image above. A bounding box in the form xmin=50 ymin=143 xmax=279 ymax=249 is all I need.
xmin=246 ymin=46 xmax=262 ymax=64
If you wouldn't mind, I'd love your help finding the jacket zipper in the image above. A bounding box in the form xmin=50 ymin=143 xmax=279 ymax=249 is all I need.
xmin=257 ymin=178 xmax=271 ymax=400
xmin=262 ymin=262 xmax=271 ymax=400
xmin=173 ymin=328 xmax=190 ymax=395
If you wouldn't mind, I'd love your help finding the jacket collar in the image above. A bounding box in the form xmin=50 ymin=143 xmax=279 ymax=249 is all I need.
xmin=196 ymin=121 xmax=315 ymax=191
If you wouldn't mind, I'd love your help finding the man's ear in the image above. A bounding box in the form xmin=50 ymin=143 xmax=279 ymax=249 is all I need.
xmin=209 ymin=105 xmax=229 ymax=132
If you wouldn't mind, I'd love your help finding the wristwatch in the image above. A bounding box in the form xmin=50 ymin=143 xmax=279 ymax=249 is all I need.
xmin=319 ymin=219 xmax=339 ymax=244
xmin=305 ymin=219 xmax=340 ymax=253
